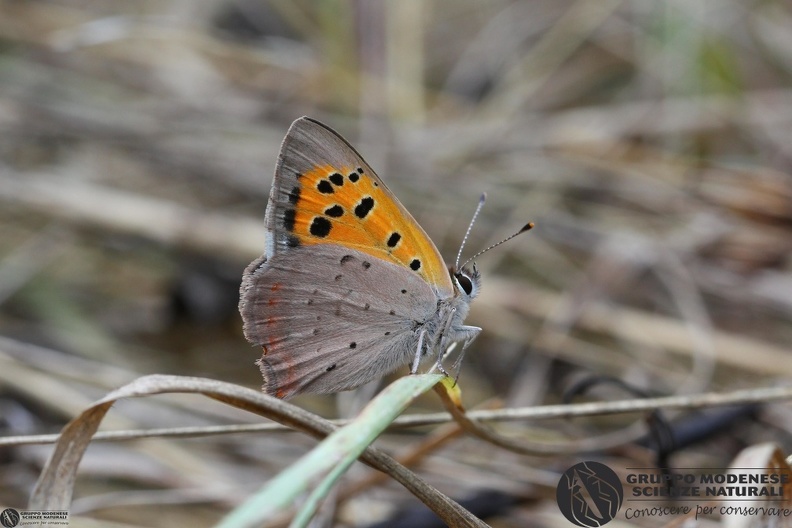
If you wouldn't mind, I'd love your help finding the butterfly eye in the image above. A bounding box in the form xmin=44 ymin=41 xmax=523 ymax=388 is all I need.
xmin=455 ymin=272 xmax=473 ymax=296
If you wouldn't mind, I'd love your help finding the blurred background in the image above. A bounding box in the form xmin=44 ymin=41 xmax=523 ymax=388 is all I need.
xmin=1 ymin=0 xmax=792 ymax=526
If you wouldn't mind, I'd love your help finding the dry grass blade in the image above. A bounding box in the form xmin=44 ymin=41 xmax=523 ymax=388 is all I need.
xmin=27 ymin=374 xmax=489 ymax=527
xmin=433 ymin=383 xmax=792 ymax=456
xmin=435 ymin=381 xmax=609 ymax=456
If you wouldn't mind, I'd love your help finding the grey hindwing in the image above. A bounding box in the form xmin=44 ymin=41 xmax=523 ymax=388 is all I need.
xmin=239 ymin=244 xmax=439 ymax=398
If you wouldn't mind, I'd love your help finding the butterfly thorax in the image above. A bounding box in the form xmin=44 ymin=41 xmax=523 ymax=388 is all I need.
xmin=409 ymin=264 xmax=481 ymax=360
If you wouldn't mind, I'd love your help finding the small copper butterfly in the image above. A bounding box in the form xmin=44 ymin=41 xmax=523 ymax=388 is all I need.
xmin=239 ymin=117 xmax=530 ymax=399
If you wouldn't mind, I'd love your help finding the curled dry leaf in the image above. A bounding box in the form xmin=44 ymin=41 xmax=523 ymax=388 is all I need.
xmin=723 ymin=443 xmax=792 ymax=528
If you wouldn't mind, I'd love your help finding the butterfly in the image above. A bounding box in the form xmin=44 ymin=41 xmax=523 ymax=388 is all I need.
xmin=239 ymin=117 xmax=528 ymax=399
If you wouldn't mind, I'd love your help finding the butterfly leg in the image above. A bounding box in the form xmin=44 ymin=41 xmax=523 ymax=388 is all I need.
xmin=430 ymin=308 xmax=460 ymax=378
xmin=450 ymin=326 xmax=482 ymax=383
xmin=433 ymin=357 xmax=451 ymax=378
xmin=410 ymin=329 xmax=427 ymax=375
xmin=413 ymin=328 xmax=451 ymax=377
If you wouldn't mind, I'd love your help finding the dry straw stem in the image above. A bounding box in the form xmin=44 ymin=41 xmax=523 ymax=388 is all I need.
xmin=6 ymin=382 xmax=791 ymax=451
xmin=0 ymin=172 xmax=263 ymax=260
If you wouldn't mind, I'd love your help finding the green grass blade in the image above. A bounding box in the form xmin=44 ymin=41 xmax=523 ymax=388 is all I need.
xmin=216 ymin=373 xmax=445 ymax=528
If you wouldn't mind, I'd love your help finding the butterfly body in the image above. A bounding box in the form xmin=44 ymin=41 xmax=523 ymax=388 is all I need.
xmin=240 ymin=117 xmax=481 ymax=399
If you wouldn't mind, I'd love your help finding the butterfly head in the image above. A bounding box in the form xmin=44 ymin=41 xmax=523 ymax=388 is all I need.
xmin=450 ymin=263 xmax=481 ymax=301
xmin=452 ymin=193 xmax=532 ymax=302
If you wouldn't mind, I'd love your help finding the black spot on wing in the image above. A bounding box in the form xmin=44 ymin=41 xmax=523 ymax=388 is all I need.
xmin=287 ymin=186 xmax=300 ymax=204
xmin=282 ymin=209 xmax=296 ymax=231
xmin=387 ymin=232 xmax=401 ymax=248
xmin=317 ymin=180 xmax=334 ymax=194
xmin=354 ymin=197 xmax=375 ymax=219
xmin=340 ymin=255 xmax=354 ymax=264
xmin=348 ymin=172 xmax=359 ymax=182
xmin=329 ymin=172 xmax=344 ymax=186
xmin=310 ymin=217 xmax=332 ymax=237
xmin=410 ymin=259 xmax=421 ymax=271
xmin=325 ymin=205 xmax=344 ymax=217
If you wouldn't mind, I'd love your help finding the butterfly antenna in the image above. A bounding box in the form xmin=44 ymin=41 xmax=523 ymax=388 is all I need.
xmin=455 ymin=193 xmax=487 ymax=270
xmin=459 ymin=222 xmax=534 ymax=270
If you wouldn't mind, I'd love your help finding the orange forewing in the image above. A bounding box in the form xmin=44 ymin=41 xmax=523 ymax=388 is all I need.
xmin=291 ymin=163 xmax=452 ymax=291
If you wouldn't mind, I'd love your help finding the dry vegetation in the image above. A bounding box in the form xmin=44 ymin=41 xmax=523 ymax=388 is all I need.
xmin=1 ymin=1 xmax=792 ymax=526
